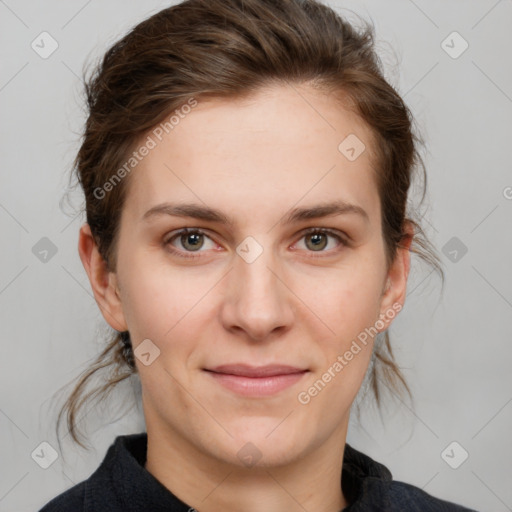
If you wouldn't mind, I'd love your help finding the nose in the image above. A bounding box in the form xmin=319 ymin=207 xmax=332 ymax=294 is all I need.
xmin=219 ymin=241 xmax=295 ymax=342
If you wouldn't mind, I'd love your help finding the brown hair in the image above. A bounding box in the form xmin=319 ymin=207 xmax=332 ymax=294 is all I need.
xmin=58 ymin=0 xmax=444 ymax=450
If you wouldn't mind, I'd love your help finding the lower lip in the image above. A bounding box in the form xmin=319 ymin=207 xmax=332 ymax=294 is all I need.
xmin=205 ymin=370 xmax=308 ymax=397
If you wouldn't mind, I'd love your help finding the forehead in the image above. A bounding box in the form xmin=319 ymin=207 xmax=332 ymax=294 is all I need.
xmin=123 ymin=83 xmax=381 ymax=228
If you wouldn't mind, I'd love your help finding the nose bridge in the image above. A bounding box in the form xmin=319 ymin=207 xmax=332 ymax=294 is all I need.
xmin=234 ymin=234 xmax=280 ymax=301
xmin=222 ymin=234 xmax=293 ymax=338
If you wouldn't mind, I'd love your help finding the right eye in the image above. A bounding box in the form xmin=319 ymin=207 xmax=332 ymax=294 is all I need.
xmin=163 ymin=228 xmax=218 ymax=259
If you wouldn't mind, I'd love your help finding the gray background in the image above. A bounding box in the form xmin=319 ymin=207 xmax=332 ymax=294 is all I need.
xmin=1 ymin=1 xmax=511 ymax=511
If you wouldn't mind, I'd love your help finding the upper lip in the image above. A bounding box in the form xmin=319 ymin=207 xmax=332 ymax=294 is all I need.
xmin=205 ymin=364 xmax=308 ymax=377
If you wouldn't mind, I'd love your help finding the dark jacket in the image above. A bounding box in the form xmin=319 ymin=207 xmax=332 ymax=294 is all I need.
xmin=38 ymin=432 xmax=478 ymax=511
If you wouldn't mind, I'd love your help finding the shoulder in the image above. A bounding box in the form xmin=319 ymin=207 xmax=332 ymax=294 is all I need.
xmin=343 ymin=443 xmax=478 ymax=512
xmin=37 ymin=481 xmax=86 ymax=512
xmin=37 ymin=432 xmax=145 ymax=512
xmin=383 ymin=480 xmax=479 ymax=512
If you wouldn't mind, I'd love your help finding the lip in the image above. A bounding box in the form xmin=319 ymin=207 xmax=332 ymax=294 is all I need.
xmin=206 ymin=364 xmax=307 ymax=377
xmin=203 ymin=364 xmax=309 ymax=397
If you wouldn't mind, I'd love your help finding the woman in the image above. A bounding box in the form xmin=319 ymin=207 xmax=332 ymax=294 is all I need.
xmin=39 ymin=0 xmax=478 ymax=510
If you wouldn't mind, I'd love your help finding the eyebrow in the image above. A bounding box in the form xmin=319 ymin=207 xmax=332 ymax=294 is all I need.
xmin=141 ymin=200 xmax=369 ymax=226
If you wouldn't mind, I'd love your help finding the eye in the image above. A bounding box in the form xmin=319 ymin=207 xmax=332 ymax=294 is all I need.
xmin=164 ymin=226 xmax=348 ymax=260
xmin=164 ymin=228 xmax=217 ymax=259
xmin=294 ymin=227 xmax=348 ymax=256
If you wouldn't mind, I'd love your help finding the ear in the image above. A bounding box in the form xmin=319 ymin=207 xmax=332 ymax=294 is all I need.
xmin=77 ymin=223 xmax=128 ymax=332
xmin=377 ymin=222 xmax=414 ymax=330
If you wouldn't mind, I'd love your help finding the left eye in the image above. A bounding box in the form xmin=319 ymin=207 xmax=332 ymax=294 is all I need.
xmin=295 ymin=228 xmax=347 ymax=253
xmin=164 ymin=227 xmax=347 ymax=259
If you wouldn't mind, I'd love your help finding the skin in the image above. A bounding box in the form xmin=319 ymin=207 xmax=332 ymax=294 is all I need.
xmin=78 ymin=83 xmax=412 ymax=512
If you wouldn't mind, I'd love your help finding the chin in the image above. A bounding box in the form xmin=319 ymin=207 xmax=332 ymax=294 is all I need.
xmin=218 ymin=421 xmax=309 ymax=467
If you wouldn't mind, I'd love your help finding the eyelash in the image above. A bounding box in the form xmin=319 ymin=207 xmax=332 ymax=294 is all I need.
xmin=163 ymin=227 xmax=349 ymax=260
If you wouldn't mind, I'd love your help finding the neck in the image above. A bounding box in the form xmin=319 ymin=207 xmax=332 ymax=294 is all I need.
xmin=144 ymin=420 xmax=349 ymax=512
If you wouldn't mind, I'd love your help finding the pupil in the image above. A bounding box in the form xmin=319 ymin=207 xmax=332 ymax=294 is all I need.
xmin=184 ymin=233 xmax=202 ymax=250
xmin=309 ymin=233 xmax=326 ymax=250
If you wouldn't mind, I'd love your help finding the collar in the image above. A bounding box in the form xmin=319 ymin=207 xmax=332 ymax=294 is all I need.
xmin=84 ymin=432 xmax=392 ymax=511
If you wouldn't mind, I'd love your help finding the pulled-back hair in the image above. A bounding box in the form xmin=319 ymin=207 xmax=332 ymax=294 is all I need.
xmin=58 ymin=0 xmax=444 ymax=449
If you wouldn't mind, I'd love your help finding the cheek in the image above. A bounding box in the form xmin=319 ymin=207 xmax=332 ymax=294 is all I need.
xmin=296 ymin=262 xmax=383 ymax=338
xmin=296 ymin=275 xmax=380 ymax=414
xmin=116 ymin=255 xmax=185 ymax=343
xmin=117 ymin=256 xmax=216 ymax=374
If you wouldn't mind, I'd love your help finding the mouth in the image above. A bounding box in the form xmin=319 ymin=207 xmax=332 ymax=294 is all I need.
xmin=203 ymin=364 xmax=309 ymax=397
xmin=204 ymin=363 xmax=308 ymax=377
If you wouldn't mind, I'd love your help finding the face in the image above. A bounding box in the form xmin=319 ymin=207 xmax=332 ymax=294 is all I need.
xmin=81 ymin=83 xmax=410 ymax=470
